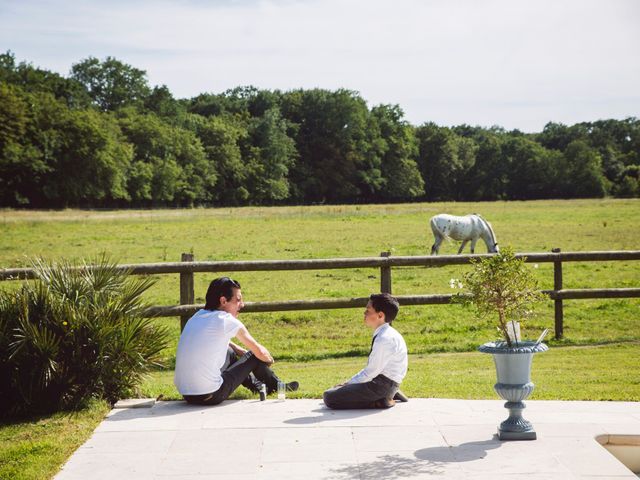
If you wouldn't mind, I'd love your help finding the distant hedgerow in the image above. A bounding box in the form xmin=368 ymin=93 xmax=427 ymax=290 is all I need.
xmin=0 ymin=257 xmax=169 ymax=417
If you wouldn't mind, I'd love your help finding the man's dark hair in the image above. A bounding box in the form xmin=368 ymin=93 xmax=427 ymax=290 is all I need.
xmin=369 ymin=293 xmax=399 ymax=324
xmin=204 ymin=277 xmax=241 ymax=310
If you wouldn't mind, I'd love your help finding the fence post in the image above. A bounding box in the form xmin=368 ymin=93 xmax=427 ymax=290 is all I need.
xmin=380 ymin=251 xmax=392 ymax=294
xmin=552 ymin=248 xmax=564 ymax=340
xmin=180 ymin=253 xmax=195 ymax=331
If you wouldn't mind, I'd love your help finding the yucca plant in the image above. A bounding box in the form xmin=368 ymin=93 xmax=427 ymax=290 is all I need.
xmin=0 ymin=256 xmax=169 ymax=417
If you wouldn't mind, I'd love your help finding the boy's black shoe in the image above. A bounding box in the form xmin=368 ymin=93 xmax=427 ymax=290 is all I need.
xmin=286 ymin=381 xmax=300 ymax=392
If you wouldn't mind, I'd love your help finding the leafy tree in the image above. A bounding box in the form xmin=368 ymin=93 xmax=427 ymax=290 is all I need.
xmin=614 ymin=174 xmax=639 ymax=197
xmin=415 ymin=124 xmax=479 ymax=201
xmin=536 ymin=122 xmax=588 ymax=151
xmin=247 ymin=89 xmax=284 ymax=117
xmin=126 ymin=160 xmax=154 ymax=203
xmin=466 ymin=131 xmax=507 ymax=200
xmin=416 ymin=123 xmax=461 ymax=201
xmin=371 ymin=105 xmax=423 ymax=200
xmin=612 ymin=165 xmax=639 ymax=198
xmin=70 ymin=56 xmax=151 ymax=111
xmin=116 ymin=109 xmax=212 ymax=206
xmin=1 ymin=86 xmax=132 ymax=207
xmin=453 ymin=136 xmax=479 ymax=199
xmin=242 ymin=108 xmax=297 ymax=204
xmin=2 ymin=52 xmax=639 ymax=206
xmin=281 ymin=89 xmax=380 ymax=203
xmin=599 ymin=144 xmax=626 ymax=185
xmin=0 ymin=82 xmax=28 ymax=147
xmin=188 ymin=86 xmax=268 ymax=118
xmin=452 ymin=124 xmax=487 ymax=139
xmin=43 ymin=108 xmax=133 ymax=206
xmin=619 ymin=118 xmax=640 ymax=166
xmin=186 ymin=90 xmax=298 ymax=206
xmin=184 ymin=113 xmax=247 ymax=205
xmin=144 ymin=84 xmax=187 ymax=119
xmin=0 ymin=51 xmax=91 ymax=109
xmin=560 ymin=140 xmax=607 ymax=198
xmin=503 ymin=136 xmax=563 ymax=199
xmin=188 ymin=92 xmax=226 ymax=117
xmin=0 ymin=83 xmax=48 ymax=205
xmin=584 ymin=118 xmax=640 ymax=193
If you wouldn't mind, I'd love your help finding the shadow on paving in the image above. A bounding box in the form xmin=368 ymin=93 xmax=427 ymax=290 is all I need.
xmin=284 ymin=408 xmax=380 ymax=425
xmin=415 ymin=438 xmax=502 ymax=462
xmin=330 ymin=438 xmax=501 ymax=480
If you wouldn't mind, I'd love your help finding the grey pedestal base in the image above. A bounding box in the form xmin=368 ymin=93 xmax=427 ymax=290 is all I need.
xmin=498 ymin=428 xmax=537 ymax=440
xmin=495 ymin=398 xmax=537 ymax=441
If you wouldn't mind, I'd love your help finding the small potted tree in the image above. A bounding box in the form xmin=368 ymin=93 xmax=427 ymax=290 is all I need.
xmin=454 ymin=246 xmax=548 ymax=440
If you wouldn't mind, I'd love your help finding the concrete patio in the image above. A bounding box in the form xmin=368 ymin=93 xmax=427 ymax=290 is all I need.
xmin=55 ymin=398 xmax=640 ymax=479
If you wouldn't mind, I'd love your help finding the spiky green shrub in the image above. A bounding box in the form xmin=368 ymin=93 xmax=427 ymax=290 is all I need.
xmin=0 ymin=257 xmax=169 ymax=417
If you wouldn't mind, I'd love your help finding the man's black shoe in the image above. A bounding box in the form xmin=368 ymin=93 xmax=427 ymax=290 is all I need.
xmin=393 ymin=390 xmax=409 ymax=402
xmin=286 ymin=381 xmax=299 ymax=392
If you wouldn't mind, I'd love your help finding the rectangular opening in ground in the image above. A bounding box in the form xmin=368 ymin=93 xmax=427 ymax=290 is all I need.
xmin=596 ymin=434 xmax=640 ymax=476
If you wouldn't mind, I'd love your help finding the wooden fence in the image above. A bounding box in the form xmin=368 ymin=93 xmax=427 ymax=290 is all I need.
xmin=2 ymin=250 xmax=639 ymax=340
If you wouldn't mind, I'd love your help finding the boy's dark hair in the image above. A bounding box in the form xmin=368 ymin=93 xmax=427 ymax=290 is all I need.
xmin=369 ymin=293 xmax=399 ymax=324
xmin=204 ymin=277 xmax=241 ymax=310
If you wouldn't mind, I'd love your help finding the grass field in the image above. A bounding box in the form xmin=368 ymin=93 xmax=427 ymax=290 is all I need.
xmin=1 ymin=199 xmax=638 ymax=365
xmin=140 ymin=342 xmax=640 ymax=402
xmin=1 ymin=199 xmax=639 ymax=479
xmin=0 ymin=400 xmax=110 ymax=480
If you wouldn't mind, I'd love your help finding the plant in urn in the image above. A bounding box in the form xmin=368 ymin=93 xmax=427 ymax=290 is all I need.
xmin=454 ymin=247 xmax=547 ymax=440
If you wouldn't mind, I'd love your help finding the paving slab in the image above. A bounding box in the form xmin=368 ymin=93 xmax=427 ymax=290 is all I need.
xmin=55 ymin=399 xmax=640 ymax=479
xmin=114 ymin=398 xmax=156 ymax=409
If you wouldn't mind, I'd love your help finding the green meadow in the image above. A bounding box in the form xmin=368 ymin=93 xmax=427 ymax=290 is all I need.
xmin=1 ymin=199 xmax=639 ymax=390
xmin=1 ymin=199 xmax=638 ymax=366
xmin=1 ymin=199 xmax=639 ymax=480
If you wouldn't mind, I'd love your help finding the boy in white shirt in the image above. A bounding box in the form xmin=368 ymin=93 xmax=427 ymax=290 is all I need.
xmin=174 ymin=277 xmax=298 ymax=405
xmin=323 ymin=293 xmax=408 ymax=409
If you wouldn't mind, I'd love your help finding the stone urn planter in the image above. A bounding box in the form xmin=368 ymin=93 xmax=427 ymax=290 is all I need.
xmin=453 ymin=247 xmax=549 ymax=441
xmin=479 ymin=340 xmax=548 ymax=440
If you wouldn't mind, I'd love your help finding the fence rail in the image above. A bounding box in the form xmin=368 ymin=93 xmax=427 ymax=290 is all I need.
xmin=2 ymin=250 xmax=639 ymax=339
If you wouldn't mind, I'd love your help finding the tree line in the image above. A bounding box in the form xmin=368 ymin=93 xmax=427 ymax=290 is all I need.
xmin=1 ymin=52 xmax=638 ymax=208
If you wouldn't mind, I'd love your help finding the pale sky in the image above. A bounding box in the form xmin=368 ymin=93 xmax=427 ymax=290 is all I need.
xmin=1 ymin=0 xmax=639 ymax=132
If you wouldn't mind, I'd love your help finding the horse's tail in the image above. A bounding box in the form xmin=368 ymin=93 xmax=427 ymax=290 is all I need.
xmin=430 ymin=215 xmax=451 ymax=241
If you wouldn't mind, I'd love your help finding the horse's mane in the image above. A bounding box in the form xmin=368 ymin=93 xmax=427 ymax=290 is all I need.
xmin=475 ymin=214 xmax=497 ymax=245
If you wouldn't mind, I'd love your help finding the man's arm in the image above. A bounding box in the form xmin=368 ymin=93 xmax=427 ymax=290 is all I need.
xmin=235 ymin=326 xmax=274 ymax=365
xmin=229 ymin=341 xmax=247 ymax=356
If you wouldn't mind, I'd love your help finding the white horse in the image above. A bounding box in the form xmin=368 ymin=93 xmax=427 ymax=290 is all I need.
xmin=430 ymin=214 xmax=499 ymax=255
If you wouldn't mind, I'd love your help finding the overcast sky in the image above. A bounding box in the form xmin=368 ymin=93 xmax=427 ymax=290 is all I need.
xmin=1 ymin=0 xmax=639 ymax=132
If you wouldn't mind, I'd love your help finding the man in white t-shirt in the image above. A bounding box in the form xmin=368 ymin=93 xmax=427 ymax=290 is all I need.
xmin=323 ymin=293 xmax=408 ymax=409
xmin=174 ymin=277 xmax=298 ymax=405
